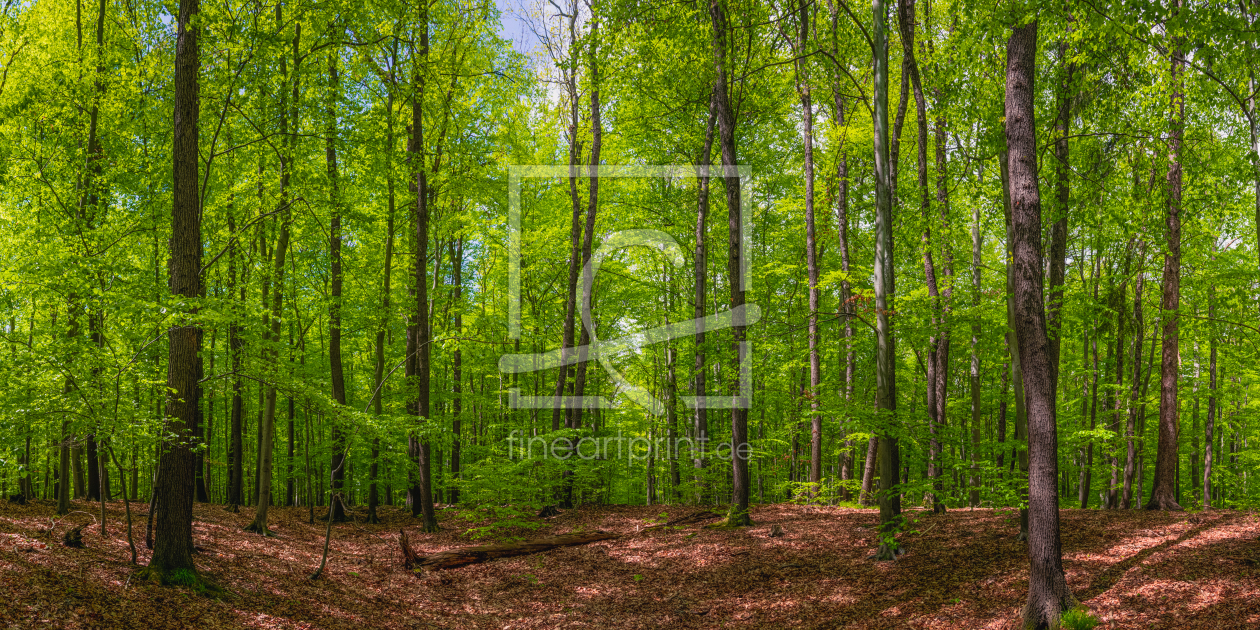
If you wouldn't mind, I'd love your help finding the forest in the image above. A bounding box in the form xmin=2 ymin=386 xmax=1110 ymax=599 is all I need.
xmin=0 ymin=0 xmax=1258 ymax=628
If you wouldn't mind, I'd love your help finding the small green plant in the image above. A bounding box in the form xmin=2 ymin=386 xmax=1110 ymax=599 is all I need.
xmin=1059 ymin=606 xmax=1099 ymax=630
xmin=632 ymin=574 xmax=644 ymax=582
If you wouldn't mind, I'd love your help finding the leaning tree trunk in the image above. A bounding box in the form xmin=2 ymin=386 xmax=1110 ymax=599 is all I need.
xmin=1148 ymin=1 xmax=1184 ymax=511
xmin=1005 ymin=18 xmax=1078 ymax=627
xmin=708 ymin=0 xmax=751 ymax=526
xmin=871 ymin=0 xmax=900 ymax=559
xmin=148 ymin=0 xmax=201 ymax=577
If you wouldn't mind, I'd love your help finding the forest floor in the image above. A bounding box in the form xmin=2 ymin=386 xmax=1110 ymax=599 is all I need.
xmin=0 ymin=499 xmax=1257 ymax=629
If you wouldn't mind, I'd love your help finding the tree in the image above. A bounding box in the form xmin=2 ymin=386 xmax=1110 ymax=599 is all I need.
xmin=708 ymin=0 xmax=751 ymax=527
xmin=1005 ymin=16 xmax=1077 ymax=627
xmin=872 ymin=0 xmax=900 ymax=559
xmin=147 ymin=0 xmax=201 ymax=579
xmin=1148 ymin=0 xmax=1185 ymax=512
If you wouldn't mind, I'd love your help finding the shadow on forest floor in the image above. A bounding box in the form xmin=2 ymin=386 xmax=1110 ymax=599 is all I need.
xmin=1 ymin=500 xmax=1257 ymax=629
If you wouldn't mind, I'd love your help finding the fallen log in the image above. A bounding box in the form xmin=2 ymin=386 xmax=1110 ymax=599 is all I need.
xmin=401 ymin=529 xmax=621 ymax=571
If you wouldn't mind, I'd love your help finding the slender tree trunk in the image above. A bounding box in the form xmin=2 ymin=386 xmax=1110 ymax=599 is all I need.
xmin=693 ymin=89 xmax=716 ymax=504
xmin=552 ymin=1 xmax=582 ymax=436
xmin=968 ymin=167 xmax=983 ymax=507
xmin=1123 ymin=265 xmax=1145 ymax=508
xmin=246 ymin=11 xmax=298 ymax=535
xmin=1046 ymin=35 xmax=1073 ymax=396
xmin=1148 ymin=1 xmax=1184 ymax=511
xmin=1203 ymin=271 xmax=1217 ymax=508
xmin=708 ymin=0 xmax=751 ymax=526
xmin=1001 ymin=146 xmax=1029 ymax=537
xmin=325 ymin=51 xmax=348 ymax=523
xmin=796 ymin=0 xmax=823 ymax=491
xmin=871 ymin=0 xmax=900 ymax=558
xmin=1005 ymin=19 xmax=1077 ymax=625
xmin=148 ymin=0 xmax=201 ymax=575
xmin=570 ymin=10 xmax=602 ymax=433
xmin=368 ymin=52 xmax=399 ymax=525
xmin=450 ymin=238 xmax=463 ymax=505
xmin=410 ymin=6 xmax=438 ymax=531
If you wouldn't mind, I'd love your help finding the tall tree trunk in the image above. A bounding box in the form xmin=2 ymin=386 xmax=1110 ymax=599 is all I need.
xmin=693 ymin=89 xmax=716 ymax=503
xmin=1079 ymin=253 xmax=1100 ymax=509
xmin=552 ymin=1 xmax=582 ymax=436
xmin=450 ymin=238 xmax=463 ymax=504
xmin=1005 ymin=19 xmax=1077 ymax=626
xmin=409 ymin=5 xmax=438 ymax=531
xmin=708 ymin=0 xmax=751 ymax=526
xmin=1148 ymin=1 xmax=1184 ymax=511
xmin=796 ymin=0 xmax=823 ymax=490
xmin=570 ymin=10 xmax=602 ymax=434
xmin=246 ymin=12 xmax=298 ymax=535
xmin=968 ymin=165 xmax=983 ymax=507
xmin=825 ymin=0 xmax=857 ymax=502
xmin=1001 ymin=147 xmax=1029 ymax=537
xmin=368 ymin=47 xmax=399 ymax=525
xmin=871 ymin=0 xmax=900 ymax=558
xmin=326 ymin=50 xmax=349 ymax=523
xmin=898 ymin=0 xmax=944 ymax=515
xmin=1047 ymin=35 xmax=1073 ymax=395
xmin=1203 ymin=259 xmax=1217 ymax=508
xmin=1123 ymin=265 xmax=1145 ymax=508
xmin=148 ymin=0 xmax=200 ymax=575
xmin=227 ymin=197 xmax=244 ymax=509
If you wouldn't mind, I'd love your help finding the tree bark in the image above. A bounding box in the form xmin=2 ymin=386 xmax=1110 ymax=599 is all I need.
xmin=1005 ymin=19 xmax=1077 ymax=626
xmin=246 ymin=10 xmax=298 ymax=535
xmin=409 ymin=5 xmax=438 ymax=531
xmin=1147 ymin=1 xmax=1184 ymax=511
xmin=796 ymin=0 xmax=823 ymax=491
xmin=1123 ymin=264 xmax=1145 ymax=508
xmin=897 ymin=0 xmax=943 ymax=514
xmin=148 ymin=0 xmax=200 ymax=575
xmin=708 ymin=0 xmax=751 ymax=526
xmin=872 ymin=0 xmax=900 ymax=558
xmin=693 ymin=88 xmax=716 ymax=504
xmin=368 ymin=46 xmax=400 ymax=525
xmin=450 ymin=238 xmax=464 ymax=505
xmin=326 ymin=50 xmax=349 ymax=523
